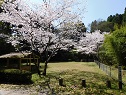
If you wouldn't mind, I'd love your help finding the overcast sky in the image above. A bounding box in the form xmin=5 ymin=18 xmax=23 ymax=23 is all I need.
xmin=26 ymin=0 xmax=126 ymax=27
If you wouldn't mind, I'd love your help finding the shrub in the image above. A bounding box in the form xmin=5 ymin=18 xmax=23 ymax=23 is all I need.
xmin=0 ymin=69 xmax=32 ymax=84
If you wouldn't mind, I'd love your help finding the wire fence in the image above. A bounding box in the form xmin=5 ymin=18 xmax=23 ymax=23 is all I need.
xmin=95 ymin=60 xmax=126 ymax=84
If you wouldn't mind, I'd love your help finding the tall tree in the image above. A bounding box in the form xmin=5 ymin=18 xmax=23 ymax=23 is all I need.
xmin=90 ymin=20 xmax=114 ymax=32
xmin=90 ymin=20 xmax=98 ymax=32
xmin=97 ymin=21 xmax=114 ymax=32
xmin=122 ymin=7 xmax=126 ymax=25
xmin=107 ymin=15 xmax=113 ymax=22
xmin=98 ymin=26 xmax=126 ymax=68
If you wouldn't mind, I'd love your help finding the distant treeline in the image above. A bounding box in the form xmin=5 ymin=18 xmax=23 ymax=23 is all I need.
xmin=90 ymin=8 xmax=126 ymax=33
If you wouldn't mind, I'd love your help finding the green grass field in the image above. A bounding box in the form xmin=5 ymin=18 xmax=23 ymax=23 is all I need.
xmin=32 ymin=62 xmax=126 ymax=95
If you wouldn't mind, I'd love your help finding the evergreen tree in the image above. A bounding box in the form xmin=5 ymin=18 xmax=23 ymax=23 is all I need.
xmin=90 ymin=20 xmax=98 ymax=32
xmin=122 ymin=7 xmax=126 ymax=24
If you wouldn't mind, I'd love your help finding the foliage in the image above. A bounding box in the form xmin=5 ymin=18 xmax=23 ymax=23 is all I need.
xmin=50 ymin=50 xmax=75 ymax=62
xmin=122 ymin=8 xmax=126 ymax=24
xmin=0 ymin=69 xmax=32 ymax=84
xmin=97 ymin=21 xmax=114 ymax=32
xmin=0 ymin=19 xmax=15 ymax=55
xmin=90 ymin=20 xmax=114 ymax=32
xmin=98 ymin=26 xmax=126 ymax=68
xmin=107 ymin=8 xmax=126 ymax=30
xmin=98 ymin=35 xmax=117 ymax=65
xmin=90 ymin=20 xmax=98 ymax=32
xmin=107 ymin=14 xmax=122 ymax=25
xmin=50 ymin=50 xmax=95 ymax=62
xmin=0 ymin=22 xmax=12 ymax=34
xmin=0 ymin=37 xmax=15 ymax=55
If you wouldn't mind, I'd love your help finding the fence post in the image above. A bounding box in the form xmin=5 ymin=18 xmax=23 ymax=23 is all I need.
xmin=109 ymin=66 xmax=111 ymax=77
xmin=106 ymin=80 xmax=111 ymax=88
xmin=82 ymin=79 xmax=86 ymax=87
xmin=59 ymin=78 xmax=63 ymax=86
xmin=118 ymin=66 xmax=122 ymax=89
xmin=99 ymin=62 xmax=100 ymax=68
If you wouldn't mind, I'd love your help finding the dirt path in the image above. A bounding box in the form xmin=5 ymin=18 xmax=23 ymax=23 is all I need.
xmin=0 ymin=88 xmax=40 ymax=95
xmin=0 ymin=88 xmax=50 ymax=95
xmin=0 ymin=89 xmax=28 ymax=95
xmin=0 ymin=84 xmax=50 ymax=95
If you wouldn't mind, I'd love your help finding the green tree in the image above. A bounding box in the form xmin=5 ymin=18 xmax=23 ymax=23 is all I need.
xmin=90 ymin=20 xmax=98 ymax=32
xmin=97 ymin=21 xmax=114 ymax=32
xmin=107 ymin=15 xmax=113 ymax=22
xmin=112 ymin=14 xmax=122 ymax=25
xmin=98 ymin=26 xmax=126 ymax=68
xmin=122 ymin=7 xmax=126 ymax=25
xmin=0 ymin=37 xmax=15 ymax=55
xmin=0 ymin=22 xmax=12 ymax=35
xmin=98 ymin=34 xmax=117 ymax=66
xmin=90 ymin=20 xmax=114 ymax=32
xmin=107 ymin=14 xmax=123 ymax=29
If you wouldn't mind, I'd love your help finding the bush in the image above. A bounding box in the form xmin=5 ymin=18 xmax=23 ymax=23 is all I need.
xmin=0 ymin=69 xmax=32 ymax=84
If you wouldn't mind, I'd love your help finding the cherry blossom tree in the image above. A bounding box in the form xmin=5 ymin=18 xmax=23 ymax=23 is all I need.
xmin=0 ymin=0 xmax=86 ymax=76
xmin=76 ymin=30 xmax=107 ymax=55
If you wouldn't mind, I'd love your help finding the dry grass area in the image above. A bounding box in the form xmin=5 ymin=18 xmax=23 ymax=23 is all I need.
xmin=37 ymin=62 xmax=126 ymax=95
xmin=47 ymin=62 xmax=105 ymax=73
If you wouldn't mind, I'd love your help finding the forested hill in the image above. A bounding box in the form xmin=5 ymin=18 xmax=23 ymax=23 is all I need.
xmin=90 ymin=7 xmax=126 ymax=33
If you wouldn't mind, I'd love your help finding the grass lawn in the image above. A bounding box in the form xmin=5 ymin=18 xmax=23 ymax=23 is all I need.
xmin=32 ymin=62 xmax=126 ymax=95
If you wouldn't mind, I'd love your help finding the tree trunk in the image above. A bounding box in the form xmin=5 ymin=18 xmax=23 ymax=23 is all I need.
xmin=43 ymin=62 xmax=48 ymax=76
xmin=42 ymin=43 xmax=59 ymax=76
xmin=32 ymin=53 xmax=41 ymax=76
xmin=42 ymin=51 xmax=54 ymax=76
xmin=36 ymin=64 xmax=41 ymax=75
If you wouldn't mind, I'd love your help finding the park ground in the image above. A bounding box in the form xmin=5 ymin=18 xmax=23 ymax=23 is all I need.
xmin=0 ymin=62 xmax=126 ymax=95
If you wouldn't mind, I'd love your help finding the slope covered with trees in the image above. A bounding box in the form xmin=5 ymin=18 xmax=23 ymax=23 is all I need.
xmin=90 ymin=8 xmax=126 ymax=33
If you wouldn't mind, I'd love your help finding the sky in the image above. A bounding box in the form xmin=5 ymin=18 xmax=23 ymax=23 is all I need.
xmin=84 ymin=0 xmax=126 ymax=27
xmin=26 ymin=0 xmax=126 ymax=27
